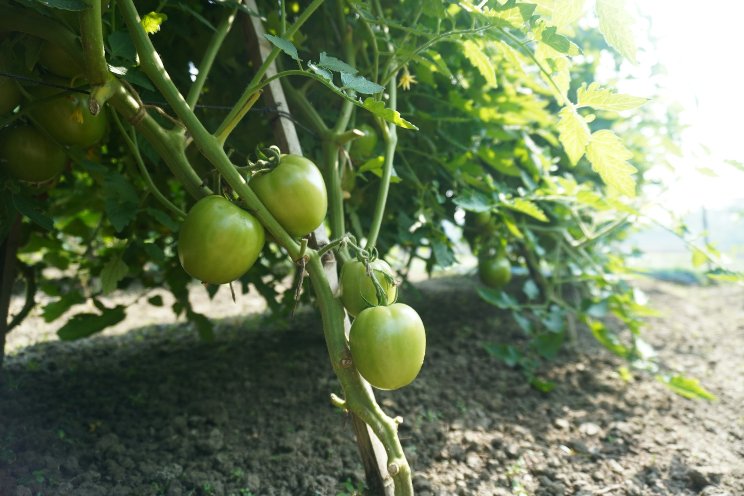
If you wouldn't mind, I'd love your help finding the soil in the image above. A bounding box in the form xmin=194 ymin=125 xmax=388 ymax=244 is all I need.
xmin=0 ymin=276 xmax=742 ymax=496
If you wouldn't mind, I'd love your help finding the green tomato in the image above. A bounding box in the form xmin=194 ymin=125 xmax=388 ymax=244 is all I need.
xmin=349 ymin=303 xmax=426 ymax=390
xmin=0 ymin=75 xmax=20 ymax=115
xmin=30 ymin=87 xmax=108 ymax=148
xmin=178 ymin=195 xmax=265 ymax=284
xmin=478 ymin=255 xmax=512 ymax=288
xmin=0 ymin=125 xmax=67 ymax=183
xmin=250 ymin=154 xmax=327 ymax=238
xmin=38 ymin=42 xmax=85 ymax=79
xmin=340 ymin=259 xmax=398 ymax=317
xmin=350 ymin=123 xmax=378 ymax=159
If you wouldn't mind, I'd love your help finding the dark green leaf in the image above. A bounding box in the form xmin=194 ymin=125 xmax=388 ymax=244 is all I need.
xmin=318 ymin=52 xmax=357 ymax=74
xmin=477 ymin=286 xmax=517 ymax=309
xmin=532 ymin=331 xmax=564 ymax=359
xmin=483 ymin=343 xmax=521 ymax=367
xmin=32 ymin=0 xmax=86 ymax=10
xmin=453 ymin=189 xmax=492 ymax=212
xmin=148 ymin=295 xmax=164 ymax=307
xmin=103 ymin=173 xmax=139 ymax=232
xmin=42 ymin=292 xmax=85 ymax=323
xmin=340 ymin=73 xmax=384 ymax=95
xmin=530 ymin=376 xmax=556 ymax=393
xmin=188 ymin=309 xmax=214 ymax=341
xmin=12 ymin=193 xmax=53 ymax=231
xmin=107 ymin=31 xmax=137 ymax=63
xmin=57 ymin=306 xmax=127 ymax=340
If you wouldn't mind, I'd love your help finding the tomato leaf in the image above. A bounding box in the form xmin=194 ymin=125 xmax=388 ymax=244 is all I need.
xmin=533 ymin=0 xmax=587 ymax=30
xmin=11 ymin=193 xmax=53 ymax=231
xmin=461 ymin=40 xmax=496 ymax=87
xmin=577 ymin=82 xmax=647 ymax=111
xmin=101 ymin=256 xmax=129 ymax=295
xmin=308 ymin=63 xmax=333 ymax=83
xmin=187 ymin=309 xmax=214 ymax=341
xmin=657 ymin=374 xmax=716 ymax=401
xmin=340 ymin=72 xmax=384 ymax=95
xmin=103 ymin=173 xmax=139 ymax=232
xmin=57 ymin=305 xmax=127 ymax=340
xmin=42 ymin=292 xmax=85 ymax=323
xmin=585 ymin=130 xmax=637 ymax=197
xmin=264 ymin=34 xmax=300 ymax=61
xmin=362 ymin=98 xmax=417 ymax=130
xmin=557 ymin=106 xmax=590 ymax=165
xmin=453 ymin=189 xmax=492 ymax=212
xmin=503 ymin=198 xmax=549 ymax=222
xmin=540 ymin=26 xmax=581 ymax=56
xmin=477 ymin=286 xmax=517 ymax=309
xmin=107 ymin=31 xmax=137 ymax=64
xmin=317 ymin=52 xmax=357 ymax=75
xmin=32 ymin=0 xmax=86 ymax=10
xmin=596 ymin=0 xmax=637 ymax=63
xmin=483 ymin=343 xmax=521 ymax=368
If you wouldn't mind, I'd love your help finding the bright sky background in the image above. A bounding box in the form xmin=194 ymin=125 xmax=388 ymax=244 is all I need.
xmin=624 ymin=1 xmax=744 ymax=216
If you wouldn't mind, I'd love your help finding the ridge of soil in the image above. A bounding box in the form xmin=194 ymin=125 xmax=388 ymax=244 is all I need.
xmin=0 ymin=276 xmax=742 ymax=496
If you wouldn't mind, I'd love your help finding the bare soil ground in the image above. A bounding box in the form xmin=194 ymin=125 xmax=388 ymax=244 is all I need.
xmin=0 ymin=276 xmax=742 ymax=496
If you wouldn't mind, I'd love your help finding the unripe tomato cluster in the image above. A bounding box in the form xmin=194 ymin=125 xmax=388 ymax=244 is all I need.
xmin=0 ymin=43 xmax=108 ymax=186
xmin=340 ymin=258 xmax=426 ymax=390
xmin=176 ymin=154 xmax=327 ymax=284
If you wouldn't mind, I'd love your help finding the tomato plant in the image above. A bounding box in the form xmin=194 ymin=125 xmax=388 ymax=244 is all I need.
xmin=349 ymin=303 xmax=426 ymax=391
xmin=30 ymin=87 xmax=107 ymax=148
xmin=250 ymin=154 xmax=327 ymax=238
xmin=0 ymin=124 xmax=66 ymax=183
xmin=340 ymin=258 xmax=397 ymax=317
xmin=478 ymin=255 xmax=512 ymax=289
xmin=178 ymin=195 xmax=265 ymax=285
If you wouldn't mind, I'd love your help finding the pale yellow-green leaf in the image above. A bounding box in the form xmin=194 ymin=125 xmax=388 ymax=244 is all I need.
xmin=142 ymin=12 xmax=168 ymax=35
xmin=596 ymin=0 xmax=637 ymax=63
xmin=576 ymin=82 xmax=648 ymax=111
xmin=532 ymin=0 xmax=587 ymax=30
xmin=691 ymin=247 xmax=707 ymax=268
xmin=585 ymin=130 xmax=637 ymax=197
xmin=535 ymin=43 xmax=570 ymax=102
xmin=557 ymin=107 xmax=590 ymax=165
xmin=462 ymin=40 xmax=497 ymax=87
xmin=504 ymin=198 xmax=549 ymax=222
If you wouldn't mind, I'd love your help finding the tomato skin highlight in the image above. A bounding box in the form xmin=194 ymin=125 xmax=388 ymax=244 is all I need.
xmin=250 ymin=154 xmax=327 ymax=238
xmin=0 ymin=76 xmax=21 ymax=115
xmin=349 ymin=303 xmax=426 ymax=390
xmin=0 ymin=125 xmax=67 ymax=183
xmin=178 ymin=195 xmax=265 ymax=284
xmin=30 ymin=88 xmax=108 ymax=148
xmin=340 ymin=259 xmax=397 ymax=317
xmin=478 ymin=255 xmax=512 ymax=288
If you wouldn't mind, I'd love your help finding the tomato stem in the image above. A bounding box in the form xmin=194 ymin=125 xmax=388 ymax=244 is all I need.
xmin=186 ymin=7 xmax=238 ymax=111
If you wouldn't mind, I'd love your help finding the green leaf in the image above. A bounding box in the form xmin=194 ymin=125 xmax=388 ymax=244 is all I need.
xmin=658 ymin=374 xmax=716 ymax=401
xmin=362 ymin=98 xmax=417 ymax=130
xmin=103 ymin=173 xmax=139 ymax=232
xmin=596 ymin=0 xmax=637 ymax=63
xmin=187 ymin=309 xmax=214 ymax=341
xmin=318 ymin=52 xmax=357 ymax=75
xmin=691 ymin=247 xmax=707 ymax=268
xmin=108 ymin=31 xmax=137 ymax=63
xmin=462 ymin=40 xmax=496 ymax=87
xmin=141 ymin=12 xmax=168 ymax=35
xmin=587 ymin=318 xmax=629 ymax=358
xmin=358 ymin=156 xmax=401 ymax=183
xmin=33 ymin=0 xmax=86 ymax=10
xmin=533 ymin=331 xmax=564 ymax=359
xmin=577 ymin=82 xmax=647 ymax=111
xmin=585 ymin=130 xmax=637 ymax=197
xmin=503 ymin=198 xmax=549 ymax=222
xmin=42 ymin=292 xmax=85 ymax=323
xmin=557 ymin=107 xmax=590 ymax=166
xmin=483 ymin=343 xmax=521 ymax=367
xmin=264 ymin=34 xmax=300 ymax=61
xmin=530 ymin=376 xmax=556 ymax=393
xmin=340 ymin=72 xmax=384 ymax=95
xmin=478 ymin=287 xmax=518 ymax=309
xmin=57 ymin=305 xmax=127 ymax=340
xmin=453 ymin=189 xmax=492 ymax=212
xmin=101 ymin=257 xmax=129 ymax=294
xmin=532 ymin=0 xmax=587 ymax=30
xmin=308 ymin=63 xmax=333 ymax=83
xmin=12 ymin=193 xmax=53 ymax=231
xmin=540 ymin=26 xmax=580 ymax=55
